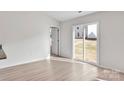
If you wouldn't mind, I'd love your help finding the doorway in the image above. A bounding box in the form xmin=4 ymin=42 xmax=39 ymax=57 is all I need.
xmin=50 ymin=27 xmax=60 ymax=56
xmin=73 ymin=22 xmax=99 ymax=64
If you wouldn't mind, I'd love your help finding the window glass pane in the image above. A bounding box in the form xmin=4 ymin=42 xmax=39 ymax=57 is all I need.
xmin=84 ymin=24 xmax=97 ymax=63
xmin=74 ymin=25 xmax=84 ymax=60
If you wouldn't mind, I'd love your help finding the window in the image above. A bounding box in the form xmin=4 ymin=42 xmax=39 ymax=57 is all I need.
xmin=73 ymin=23 xmax=99 ymax=64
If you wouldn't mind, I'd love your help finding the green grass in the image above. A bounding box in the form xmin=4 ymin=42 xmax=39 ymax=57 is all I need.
xmin=75 ymin=39 xmax=97 ymax=62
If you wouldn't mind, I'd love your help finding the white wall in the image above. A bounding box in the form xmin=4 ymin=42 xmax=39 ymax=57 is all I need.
xmin=60 ymin=12 xmax=124 ymax=71
xmin=0 ymin=12 xmax=59 ymax=69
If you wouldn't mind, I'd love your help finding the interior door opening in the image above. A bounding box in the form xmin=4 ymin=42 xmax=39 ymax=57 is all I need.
xmin=50 ymin=27 xmax=60 ymax=57
xmin=73 ymin=23 xmax=99 ymax=64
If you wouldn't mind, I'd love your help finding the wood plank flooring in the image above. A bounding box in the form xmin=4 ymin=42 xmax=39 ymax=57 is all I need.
xmin=0 ymin=57 xmax=124 ymax=81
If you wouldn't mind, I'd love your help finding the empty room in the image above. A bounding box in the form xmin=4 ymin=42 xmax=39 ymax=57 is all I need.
xmin=0 ymin=11 xmax=124 ymax=81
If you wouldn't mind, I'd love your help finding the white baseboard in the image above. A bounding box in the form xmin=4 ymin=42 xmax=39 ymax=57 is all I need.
xmin=68 ymin=59 xmax=124 ymax=74
xmin=97 ymin=64 xmax=124 ymax=74
xmin=0 ymin=56 xmax=49 ymax=69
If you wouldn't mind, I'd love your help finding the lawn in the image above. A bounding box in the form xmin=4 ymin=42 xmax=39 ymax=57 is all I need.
xmin=75 ymin=39 xmax=97 ymax=63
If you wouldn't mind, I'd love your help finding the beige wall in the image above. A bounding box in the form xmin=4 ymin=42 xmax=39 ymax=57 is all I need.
xmin=60 ymin=12 xmax=124 ymax=71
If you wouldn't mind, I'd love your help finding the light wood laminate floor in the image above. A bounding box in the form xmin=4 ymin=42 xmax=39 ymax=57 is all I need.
xmin=0 ymin=56 xmax=124 ymax=81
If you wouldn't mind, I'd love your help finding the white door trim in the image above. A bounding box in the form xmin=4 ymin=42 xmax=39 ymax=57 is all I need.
xmin=72 ymin=21 xmax=100 ymax=65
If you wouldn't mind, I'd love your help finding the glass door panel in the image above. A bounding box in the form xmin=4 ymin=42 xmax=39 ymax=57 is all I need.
xmin=84 ymin=24 xmax=97 ymax=63
xmin=74 ymin=25 xmax=84 ymax=60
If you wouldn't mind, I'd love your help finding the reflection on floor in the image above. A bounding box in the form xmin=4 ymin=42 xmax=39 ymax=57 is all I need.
xmin=51 ymin=56 xmax=124 ymax=81
xmin=0 ymin=56 xmax=123 ymax=81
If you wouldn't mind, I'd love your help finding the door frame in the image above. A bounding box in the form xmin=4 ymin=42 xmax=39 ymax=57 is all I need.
xmin=72 ymin=22 xmax=100 ymax=65
xmin=50 ymin=26 xmax=60 ymax=56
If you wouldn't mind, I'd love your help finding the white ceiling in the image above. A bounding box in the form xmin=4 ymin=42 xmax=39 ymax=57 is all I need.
xmin=44 ymin=11 xmax=96 ymax=22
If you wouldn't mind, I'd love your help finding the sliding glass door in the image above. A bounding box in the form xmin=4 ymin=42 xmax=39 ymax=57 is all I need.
xmin=74 ymin=23 xmax=98 ymax=64
xmin=84 ymin=24 xmax=97 ymax=63
xmin=74 ymin=25 xmax=84 ymax=60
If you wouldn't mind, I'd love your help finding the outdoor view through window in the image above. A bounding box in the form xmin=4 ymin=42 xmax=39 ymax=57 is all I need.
xmin=74 ymin=23 xmax=97 ymax=63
